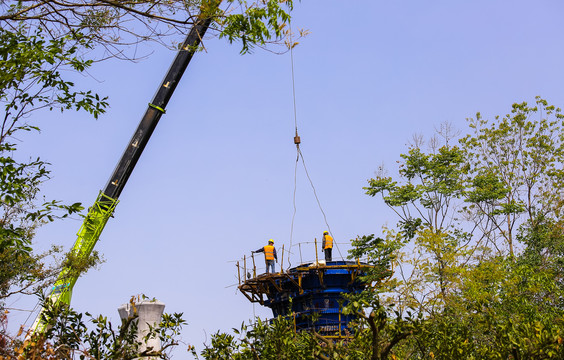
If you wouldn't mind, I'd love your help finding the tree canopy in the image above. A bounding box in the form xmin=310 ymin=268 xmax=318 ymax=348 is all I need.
xmin=197 ymin=98 xmax=564 ymax=359
xmin=0 ymin=0 xmax=299 ymax=57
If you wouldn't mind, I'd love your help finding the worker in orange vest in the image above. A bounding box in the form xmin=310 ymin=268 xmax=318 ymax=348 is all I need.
xmin=322 ymin=231 xmax=333 ymax=262
xmin=252 ymin=239 xmax=278 ymax=274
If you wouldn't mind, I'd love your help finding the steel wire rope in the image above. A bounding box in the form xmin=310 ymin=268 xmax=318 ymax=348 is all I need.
xmin=287 ymin=20 xmax=342 ymax=267
xmin=296 ymin=147 xmax=343 ymax=260
xmin=288 ymin=154 xmax=298 ymax=269
xmin=288 ymin=19 xmax=298 ymax=270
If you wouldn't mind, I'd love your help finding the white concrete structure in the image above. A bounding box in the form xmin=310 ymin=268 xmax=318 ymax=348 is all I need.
xmin=118 ymin=299 xmax=165 ymax=359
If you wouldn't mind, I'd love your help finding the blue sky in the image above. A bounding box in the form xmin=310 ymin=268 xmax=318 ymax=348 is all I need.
xmin=9 ymin=0 xmax=564 ymax=358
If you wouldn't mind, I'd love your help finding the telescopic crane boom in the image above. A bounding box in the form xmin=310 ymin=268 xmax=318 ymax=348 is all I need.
xmin=31 ymin=3 xmax=218 ymax=334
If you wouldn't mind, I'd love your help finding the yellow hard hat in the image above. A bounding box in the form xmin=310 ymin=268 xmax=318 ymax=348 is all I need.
xmin=323 ymin=231 xmax=329 ymax=234
xmin=268 ymin=239 xmax=274 ymax=244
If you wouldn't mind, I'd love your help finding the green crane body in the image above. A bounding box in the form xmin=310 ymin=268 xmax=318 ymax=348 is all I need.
xmin=30 ymin=3 xmax=218 ymax=334
xmin=30 ymin=192 xmax=119 ymax=334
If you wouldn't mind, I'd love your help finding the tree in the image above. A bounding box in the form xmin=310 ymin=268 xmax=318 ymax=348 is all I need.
xmin=0 ymin=0 xmax=300 ymax=57
xmin=461 ymin=97 xmax=564 ymax=257
xmin=344 ymin=233 xmax=420 ymax=360
xmin=0 ymin=25 xmax=108 ymax=309
xmin=0 ymin=296 xmax=186 ymax=359
xmin=365 ymin=138 xmax=472 ymax=314
xmin=362 ymin=98 xmax=564 ymax=359
xmin=199 ymin=317 xmax=321 ymax=360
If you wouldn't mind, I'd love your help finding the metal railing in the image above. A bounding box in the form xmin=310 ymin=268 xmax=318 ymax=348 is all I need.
xmin=235 ymin=239 xmax=371 ymax=285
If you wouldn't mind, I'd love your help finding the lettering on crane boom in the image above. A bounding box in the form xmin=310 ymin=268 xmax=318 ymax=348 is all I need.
xmin=51 ymin=283 xmax=70 ymax=295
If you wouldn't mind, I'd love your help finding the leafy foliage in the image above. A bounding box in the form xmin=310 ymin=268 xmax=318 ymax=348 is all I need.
xmin=0 ymin=297 xmax=186 ymax=359
xmin=199 ymin=317 xmax=319 ymax=359
xmin=359 ymin=98 xmax=564 ymax=359
xmin=0 ymin=27 xmax=108 ymax=138
xmin=1 ymin=0 xmax=299 ymax=57
xmin=0 ymin=26 xmax=108 ymax=310
xmin=460 ymin=97 xmax=564 ymax=256
xmin=219 ymin=0 xmax=293 ymax=54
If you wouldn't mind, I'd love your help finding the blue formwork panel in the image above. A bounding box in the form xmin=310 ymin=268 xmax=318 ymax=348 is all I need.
xmin=260 ymin=260 xmax=369 ymax=336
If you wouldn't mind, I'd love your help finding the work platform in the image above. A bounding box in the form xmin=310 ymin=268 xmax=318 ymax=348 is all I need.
xmin=237 ymin=260 xmax=372 ymax=338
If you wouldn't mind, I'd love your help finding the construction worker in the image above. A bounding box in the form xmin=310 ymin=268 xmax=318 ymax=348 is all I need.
xmin=252 ymin=239 xmax=278 ymax=274
xmin=322 ymin=231 xmax=333 ymax=262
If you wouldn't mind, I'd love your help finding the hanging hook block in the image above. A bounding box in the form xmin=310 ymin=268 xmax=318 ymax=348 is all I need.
xmin=294 ymin=135 xmax=301 ymax=145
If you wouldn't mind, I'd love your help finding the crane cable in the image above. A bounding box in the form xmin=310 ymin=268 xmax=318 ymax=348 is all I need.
xmin=288 ymin=20 xmax=299 ymax=269
xmin=287 ymin=22 xmax=342 ymax=269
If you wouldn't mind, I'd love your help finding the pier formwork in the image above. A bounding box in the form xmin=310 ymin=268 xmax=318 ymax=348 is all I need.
xmin=238 ymin=260 xmax=371 ymax=338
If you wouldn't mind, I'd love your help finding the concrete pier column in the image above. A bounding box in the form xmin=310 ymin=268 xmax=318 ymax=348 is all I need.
xmin=118 ymin=299 xmax=165 ymax=358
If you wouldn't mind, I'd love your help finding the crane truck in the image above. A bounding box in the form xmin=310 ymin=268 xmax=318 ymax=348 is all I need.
xmin=30 ymin=3 xmax=218 ymax=334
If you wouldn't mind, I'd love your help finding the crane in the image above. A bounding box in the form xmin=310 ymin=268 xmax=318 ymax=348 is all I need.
xmin=30 ymin=2 xmax=218 ymax=334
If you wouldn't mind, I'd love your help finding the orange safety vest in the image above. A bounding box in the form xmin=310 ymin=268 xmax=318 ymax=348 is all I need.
xmin=323 ymin=235 xmax=333 ymax=249
xmin=264 ymin=245 xmax=275 ymax=260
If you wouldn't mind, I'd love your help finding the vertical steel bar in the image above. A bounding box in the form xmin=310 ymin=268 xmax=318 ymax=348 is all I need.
xmin=314 ymin=238 xmax=319 ymax=265
xmin=280 ymin=244 xmax=285 ymax=273
xmin=252 ymin=253 xmax=256 ymax=278
xmin=339 ymin=309 xmax=342 ymax=338
xmin=237 ymin=261 xmax=241 ymax=286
